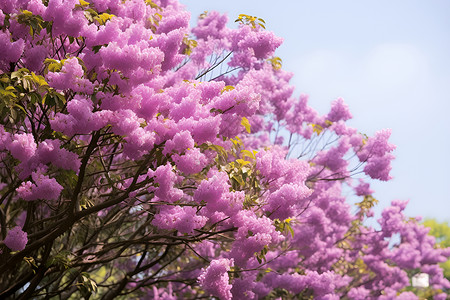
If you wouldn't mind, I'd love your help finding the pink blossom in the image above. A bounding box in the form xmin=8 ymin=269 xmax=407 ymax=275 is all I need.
xmin=0 ymin=31 xmax=25 ymax=67
xmin=148 ymin=164 xmax=183 ymax=203
xmin=52 ymin=96 xmax=111 ymax=136
xmin=230 ymin=210 xmax=284 ymax=266
xmin=16 ymin=166 xmax=63 ymax=201
xmin=347 ymin=287 xmax=370 ymax=300
xmin=178 ymin=116 xmax=221 ymax=145
xmin=152 ymin=205 xmax=207 ymax=234
xmin=194 ymin=172 xmax=229 ymax=204
xmin=23 ymin=44 xmax=47 ymax=72
xmin=46 ymin=58 xmax=94 ymax=94
xmin=36 ymin=139 xmax=81 ymax=172
xmin=7 ymin=133 xmax=36 ymax=162
xmin=313 ymin=137 xmax=351 ymax=173
xmin=198 ymin=258 xmax=233 ymax=300
xmin=264 ymin=183 xmax=311 ymax=220
xmin=172 ymin=148 xmax=208 ymax=174
xmin=363 ymin=153 xmax=395 ymax=181
xmin=192 ymin=11 xmax=229 ymax=40
xmin=163 ymin=130 xmax=194 ymax=155
xmin=326 ymin=98 xmax=352 ymax=122
xmin=231 ymin=25 xmax=283 ymax=60
xmin=354 ymin=179 xmax=374 ymax=196
xmin=43 ymin=0 xmax=87 ymax=37
xmin=16 ymin=181 xmax=35 ymax=201
xmin=26 ymin=0 xmax=46 ymax=16
xmin=123 ymin=127 xmax=155 ymax=159
xmin=4 ymin=226 xmax=28 ymax=251
xmin=358 ymin=129 xmax=396 ymax=161
xmin=100 ymin=41 xmax=164 ymax=75
xmin=0 ymin=125 xmax=11 ymax=150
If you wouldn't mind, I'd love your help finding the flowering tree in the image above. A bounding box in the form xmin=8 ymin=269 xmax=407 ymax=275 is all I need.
xmin=0 ymin=0 xmax=449 ymax=299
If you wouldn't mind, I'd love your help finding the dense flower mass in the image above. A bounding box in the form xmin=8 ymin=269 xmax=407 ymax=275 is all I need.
xmin=4 ymin=226 xmax=28 ymax=251
xmin=0 ymin=0 xmax=448 ymax=299
xmin=198 ymin=258 xmax=234 ymax=300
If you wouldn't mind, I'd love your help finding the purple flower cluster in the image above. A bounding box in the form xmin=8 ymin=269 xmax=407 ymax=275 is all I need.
xmin=198 ymin=258 xmax=234 ymax=300
xmin=4 ymin=226 xmax=28 ymax=251
xmin=17 ymin=166 xmax=63 ymax=201
xmin=152 ymin=205 xmax=207 ymax=234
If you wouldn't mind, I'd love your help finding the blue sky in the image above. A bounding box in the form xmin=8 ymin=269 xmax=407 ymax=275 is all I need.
xmin=181 ymin=1 xmax=450 ymax=222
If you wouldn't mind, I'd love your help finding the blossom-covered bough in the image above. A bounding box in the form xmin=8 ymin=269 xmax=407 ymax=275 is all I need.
xmin=0 ymin=0 xmax=449 ymax=299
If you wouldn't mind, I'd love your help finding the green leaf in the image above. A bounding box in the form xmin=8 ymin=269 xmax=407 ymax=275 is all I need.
xmin=54 ymin=92 xmax=66 ymax=105
xmin=30 ymin=92 xmax=41 ymax=105
xmin=285 ymin=223 xmax=295 ymax=238
xmin=231 ymin=174 xmax=245 ymax=186
xmin=14 ymin=104 xmax=27 ymax=115
xmin=78 ymin=272 xmax=98 ymax=294
xmin=92 ymin=44 xmax=106 ymax=53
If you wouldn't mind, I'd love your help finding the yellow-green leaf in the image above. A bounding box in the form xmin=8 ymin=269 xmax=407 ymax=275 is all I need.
xmin=31 ymin=72 xmax=48 ymax=86
xmin=232 ymin=174 xmax=245 ymax=186
xmin=221 ymin=85 xmax=235 ymax=94
xmin=21 ymin=10 xmax=33 ymax=17
xmin=230 ymin=137 xmax=243 ymax=148
xmin=14 ymin=104 xmax=27 ymax=114
xmin=209 ymin=144 xmax=227 ymax=158
xmin=236 ymin=159 xmax=250 ymax=166
xmin=241 ymin=149 xmax=256 ymax=160
xmin=268 ymin=57 xmax=282 ymax=70
xmin=94 ymin=13 xmax=115 ymax=25
xmin=145 ymin=0 xmax=162 ymax=10
xmin=0 ymin=89 xmax=16 ymax=98
xmin=311 ymin=123 xmax=323 ymax=135
xmin=241 ymin=117 xmax=251 ymax=133
xmin=285 ymin=223 xmax=295 ymax=238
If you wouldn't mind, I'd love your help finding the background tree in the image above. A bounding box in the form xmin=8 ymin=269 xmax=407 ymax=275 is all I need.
xmin=424 ymin=219 xmax=450 ymax=280
xmin=0 ymin=0 xmax=449 ymax=299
